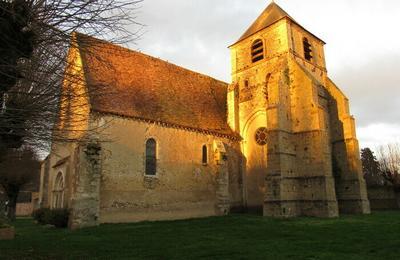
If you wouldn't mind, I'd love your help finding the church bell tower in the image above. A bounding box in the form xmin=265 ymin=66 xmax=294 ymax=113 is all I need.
xmin=227 ymin=2 xmax=370 ymax=217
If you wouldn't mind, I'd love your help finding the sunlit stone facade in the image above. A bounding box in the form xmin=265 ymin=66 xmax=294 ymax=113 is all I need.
xmin=228 ymin=3 xmax=370 ymax=217
xmin=39 ymin=2 xmax=370 ymax=229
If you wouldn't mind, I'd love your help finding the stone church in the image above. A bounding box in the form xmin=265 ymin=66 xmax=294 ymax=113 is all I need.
xmin=39 ymin=2 xmax=370 ymax=229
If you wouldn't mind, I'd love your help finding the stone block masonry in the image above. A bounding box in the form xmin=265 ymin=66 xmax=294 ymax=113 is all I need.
xmin=229 ymin=2 xmax=370 ymax=217
xmin=69 ymin=143 xmax=102 ymax=229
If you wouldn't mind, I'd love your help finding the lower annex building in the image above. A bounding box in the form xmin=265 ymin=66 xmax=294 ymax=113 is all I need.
xmin=39 ymin=2 xmax=370 ymax=229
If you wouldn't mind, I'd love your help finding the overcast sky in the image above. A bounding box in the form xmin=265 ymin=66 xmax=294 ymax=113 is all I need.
xmin=128 ymin=0 xmax=400 ymax=150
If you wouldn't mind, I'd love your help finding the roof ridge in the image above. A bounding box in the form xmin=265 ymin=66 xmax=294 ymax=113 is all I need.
xmin=92 ymin=109 xmax=241 ymax=140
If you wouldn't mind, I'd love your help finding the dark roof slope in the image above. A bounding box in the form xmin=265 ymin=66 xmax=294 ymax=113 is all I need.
xmin=233 ymin=2 xmax=324 ymax=45
xmin=237 ymin=2 xmax=295 ymax=43
xmin=75 ymin=34 xmax=236 ymax=138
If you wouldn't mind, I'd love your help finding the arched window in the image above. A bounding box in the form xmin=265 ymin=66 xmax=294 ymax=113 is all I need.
xmin=145 ymin=138 xmax=157 ymax=176
xmin=303 ymin=37 xmax=313 ymax=61
xmin=53 ymin=172 xmax=64 ymax=209
xmin=202 ymin=145 xmax=208 ymax=165
xmin=251 ymin=39 xmax=264 ymax=63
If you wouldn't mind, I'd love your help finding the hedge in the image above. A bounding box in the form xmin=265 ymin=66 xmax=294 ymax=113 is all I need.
xmin=32 ymin=208 xmax=69 ymax=228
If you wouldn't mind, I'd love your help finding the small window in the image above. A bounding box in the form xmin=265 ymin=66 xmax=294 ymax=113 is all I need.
xmin=251 ymin=39 xmax=264 ymax=63
xmin=202 ymin=145 xmax=208 ymax=165
xmin=145 ymin=138 xmax=157 ymax=176
xmin=303 ymin=38 xmax=313 ymax=61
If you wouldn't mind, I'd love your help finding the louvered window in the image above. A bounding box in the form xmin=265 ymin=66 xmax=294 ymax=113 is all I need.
xmin=251 ymin=39 xmax=264 ymax=63
xmin=303 ymin=38 xmax=313 ymax=61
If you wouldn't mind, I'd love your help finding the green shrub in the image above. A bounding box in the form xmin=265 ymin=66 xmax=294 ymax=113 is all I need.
xmin=32 ymin=208 xmax=69 ymax=228
xmin=49 ymin=209 xmax=69 ymax=228
xmin=32 ymin=208 xmax=51 ymax=225
xmin=31 ymin=208 xmax=43 ymax=223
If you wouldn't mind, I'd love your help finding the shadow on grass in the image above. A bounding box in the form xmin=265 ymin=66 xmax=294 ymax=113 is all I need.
xmin=0 ymin=211 xmax=399 ymax=259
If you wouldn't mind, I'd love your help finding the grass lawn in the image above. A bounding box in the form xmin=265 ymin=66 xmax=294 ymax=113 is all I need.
xmin=1 ymin=211 xmax=400 ymax=259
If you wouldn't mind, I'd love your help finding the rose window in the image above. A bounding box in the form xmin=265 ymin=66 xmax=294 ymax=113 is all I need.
xmin=255 ymin=127 xmax=268 ymax=146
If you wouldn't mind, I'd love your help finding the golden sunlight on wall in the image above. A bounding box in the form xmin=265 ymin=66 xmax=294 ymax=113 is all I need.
xmin=56 ymin=35 xmax=90 ymax=141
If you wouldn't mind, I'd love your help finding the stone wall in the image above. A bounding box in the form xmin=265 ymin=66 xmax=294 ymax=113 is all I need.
xmin=229 ymin=20 xmax=291 ymax=211
xmin=16 ymin=192 xmax=39 ymax=216
xmin=91 ymin=115 xmax=243 ymax=223
xmin=40 ymin=116 xmax=243 ymax=228
xmin=367 ymin=186 xmax=399 ymax=210
xmin=326 ymin=79 xmax=370 ymax=214
xmin=16 ymin=203 xmax=33 ymax=216
xmin=40 ymin=143 xmax=77 ymax=210
xmin=69 ymin=143 xmax=102 ymax=229
xmin=289 ymin=22 xmax=326 ymax=70
xmin=39 ymin=157 xmax=51 ymax=208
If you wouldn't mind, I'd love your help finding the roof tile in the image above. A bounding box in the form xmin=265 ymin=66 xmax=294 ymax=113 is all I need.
xmin=75 ymin=34 xmax=237 ymax=138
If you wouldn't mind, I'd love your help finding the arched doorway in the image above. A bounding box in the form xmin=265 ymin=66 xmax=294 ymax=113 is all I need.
xmin=242 ymin=111 xmax=268 ymax=211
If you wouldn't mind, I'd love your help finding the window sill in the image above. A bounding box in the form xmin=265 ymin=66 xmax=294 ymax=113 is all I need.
xmin=144 ymin=174 xmax=158 ymax=178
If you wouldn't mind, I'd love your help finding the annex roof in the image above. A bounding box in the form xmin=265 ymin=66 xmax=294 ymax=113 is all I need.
xmin=74 ymin=33 xmax=238 ymax=139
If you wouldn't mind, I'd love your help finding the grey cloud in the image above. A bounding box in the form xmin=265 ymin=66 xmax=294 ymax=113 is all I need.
xmin=331 ymin=54 xmax=400 ymax=127
xmin=128 ymin=0 xmax=399 ymax=131
xmin=130 ymin=0 xmax=265 ymax=81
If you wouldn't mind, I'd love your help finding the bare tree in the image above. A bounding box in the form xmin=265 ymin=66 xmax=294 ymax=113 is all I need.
xmin=0 ymin=0 xmax=143 ymax=153
xmin=377 ymin=143 xmax=400 ymax=191
xmin=0 ymin=147 xmax=40 ymax=221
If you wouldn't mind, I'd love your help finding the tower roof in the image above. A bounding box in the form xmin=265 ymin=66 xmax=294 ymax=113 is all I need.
xmin=232 ymin=2 xmax=324 ymax=46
